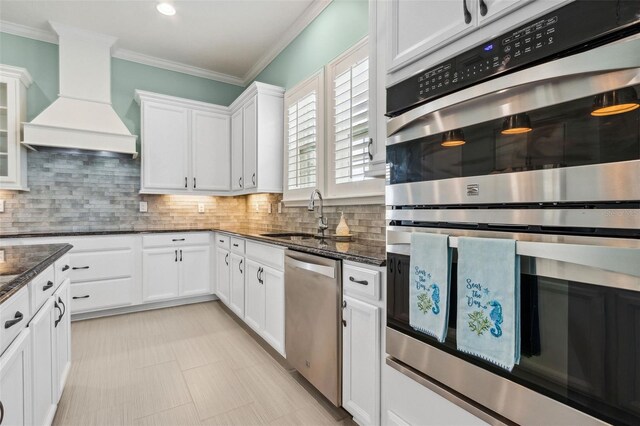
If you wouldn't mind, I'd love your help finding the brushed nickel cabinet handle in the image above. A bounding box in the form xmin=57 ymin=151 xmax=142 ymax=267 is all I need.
xmin=349 ymin=276 xmax=369 ymax=286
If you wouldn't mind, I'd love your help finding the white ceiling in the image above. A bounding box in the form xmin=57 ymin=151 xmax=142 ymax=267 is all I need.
xmin=0 ymin=0 xmax=330 ymax=85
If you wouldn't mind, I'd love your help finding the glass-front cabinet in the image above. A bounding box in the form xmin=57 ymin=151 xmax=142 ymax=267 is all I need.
xmin=0 ymin=65 xmax=32 ymax=191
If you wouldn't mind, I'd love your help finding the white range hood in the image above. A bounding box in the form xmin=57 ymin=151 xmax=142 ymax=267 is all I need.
xmin=22 ymin=22 xmax=137 ymax=157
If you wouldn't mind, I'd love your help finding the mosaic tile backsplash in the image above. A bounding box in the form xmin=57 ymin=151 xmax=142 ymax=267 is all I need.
xmin=0 ymin=149 xmax=385 ymax=241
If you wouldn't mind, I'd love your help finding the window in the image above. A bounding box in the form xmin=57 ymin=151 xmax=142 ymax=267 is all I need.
xmin=282 ymin=38 xmax=383 ymax=203
xmin=327 ymin=39 xmax=382 ymax=198
xmin=283 ymin=70 xmax=324 ymax=201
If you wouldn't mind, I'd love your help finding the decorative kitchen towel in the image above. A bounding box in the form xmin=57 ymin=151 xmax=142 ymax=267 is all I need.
xmin=456 ymin=237 xmax=521 ymax=371
xmin=409 ymin=232 xmax=451 ymax=342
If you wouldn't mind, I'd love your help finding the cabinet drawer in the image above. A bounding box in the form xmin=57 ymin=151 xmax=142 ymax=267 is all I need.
xmin=142 ymin=232 xmax=210 ymax=248
xmin=0 ymin=286 xmax=30 ymax=354
xmin=70 ymin=278 xmax=133 ymax=313
xmin=216 ymin=233 xmax=231 ymax=249
xmin=54 ymin=253 xmax=71 ymax=286
xmin=30 ymin=265 xmax=56 ymax=313
xmin=246 ymin=240 xmax=284 ymax=271
xmin=70 ymin=250 xmax=134 ymax=283
xmin=230 ymin=237 xmax=245 ymax=255
xmin=343 ymin=262 xmax=381 ymax=302
xmin=67 ymin=235 xmax=134 ymax=252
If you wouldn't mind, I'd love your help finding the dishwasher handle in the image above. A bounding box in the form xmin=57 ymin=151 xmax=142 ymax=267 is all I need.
xmin=286 ymin=256 xmax=335 ymax=279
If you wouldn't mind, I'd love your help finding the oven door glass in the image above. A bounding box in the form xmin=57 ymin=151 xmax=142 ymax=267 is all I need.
xmin=387 ymin=251 xmax=640 ymax=425
xmin=387 ymin=83 xmax=640 ymax=185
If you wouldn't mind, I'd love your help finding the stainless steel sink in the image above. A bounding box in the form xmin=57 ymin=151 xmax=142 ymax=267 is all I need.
xmin=260 ymin=232 xmax=318 ymax=241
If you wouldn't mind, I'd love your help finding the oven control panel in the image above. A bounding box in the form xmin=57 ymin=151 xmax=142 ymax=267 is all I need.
xmin=386 ymin=0 xmax=631 ymax=117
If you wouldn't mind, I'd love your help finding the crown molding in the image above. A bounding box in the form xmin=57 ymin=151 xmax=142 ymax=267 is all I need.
xmin=241 ymin=0 xmax=332 ymax=85
xmin=112 ymin=49 xmax=244 ymax=86
xmin=0 ymin=20 xmax=58 ymax=43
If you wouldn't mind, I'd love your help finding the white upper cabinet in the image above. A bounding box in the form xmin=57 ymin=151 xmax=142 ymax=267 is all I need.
xmin=136 ymin=91 xmax=231 ymax=195
xmin=141 ymin=101 xmax=190 ymax=191
xmin=388 ymin=0 xmax=477 ymax=73
xmin=229 ymin=82 xmax=285 ymax=194
xmin=231 ymin=108 xmax=244 ymax=191
xmin=192 ymin=109 xmax=231 ymax=192
xmin=477 ymin=0 xmax=532 ymax=25
xmin=385 ymin=0 xmax=572 ymax=81
xmin=242 ymin=96 xmax=258 ymax=190
xmin=0 ymin=65 xmax=32 ymax=191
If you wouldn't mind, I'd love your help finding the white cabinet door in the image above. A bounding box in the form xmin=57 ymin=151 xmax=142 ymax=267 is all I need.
xmin=343 ymin=295 xmax=380 ymax=426
xmin=388 ymin=0 xmax=477 ymax=72
xmin=142 ymin=248 xmax=180 ymax=302
xmin=142 ymin=102 xmax=190 ymax=191
xmin=192 ymin=110 xmax=231 ymax=191
xmin=231 ymin=108 xmax=244 ymax=191
xmin=53 ymin=279 xmax=71 ymax=400
xmin=477 ymin=0 xmax=531 ymax=25
xmin=179 ymin=245 xmax=211 ymax=297
xmin=30 ymin=298 xmax=56 ymax=426
xmin=229 ymin=253 xmax=245 ymax=318
xmin=244 ymin=260 xmax=265 ymax=333
xmin=216 ymin=248 xmax=231 ymax=306
xmin=0 ymin=329 xmax=32 ymax=426
xmin=242 ymin=96 xmax=258 ymax=190
xmin=263 ymin=266 xmax=285 ymax=356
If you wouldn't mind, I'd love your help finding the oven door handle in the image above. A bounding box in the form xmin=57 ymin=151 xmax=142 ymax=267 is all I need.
xmin=387 ymin=33 xmax=640 ymax=141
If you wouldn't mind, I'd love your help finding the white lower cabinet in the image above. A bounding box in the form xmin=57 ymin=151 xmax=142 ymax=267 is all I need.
xmin=216 ymin=247 xmax=231 ymax=305
xmin=143 ymin=247 xmax=181 ymax=302
xmin=53 ymin=279 xmax=71 ymax=399
xmin=342 ymin=295 xmax=380 ymax=426
xmin=180 ymin=245 xmax=211 ymax=297
xmin=143 ymin=243 xmax=211 ymax=303
xmin=244 ymin=260 xmax=285 ymax=356
xmin=0 ymin=329 xmax=32 ymax=426
xmin=30 ymin=298 xmax=56 ymax=426
xmin=261 ymin=266 xmax=285 ymax=355
xmin=244 ymin=259 xmax=264 ymax=332
xmin=229 ymin=253 xmax=245 ymax=318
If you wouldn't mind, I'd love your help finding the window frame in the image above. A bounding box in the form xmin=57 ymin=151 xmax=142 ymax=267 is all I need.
xmin=282 ymin=69 xmax=325 ymax=202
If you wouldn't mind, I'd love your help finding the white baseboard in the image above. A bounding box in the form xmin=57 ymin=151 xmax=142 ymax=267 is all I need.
xmin=70 ymin=294 xmax=218 ymax=321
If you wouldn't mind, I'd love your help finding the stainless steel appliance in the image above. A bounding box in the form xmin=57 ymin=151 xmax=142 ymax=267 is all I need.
xmin=285 ymin=250 xmax=342 ymax=406
xmin=385 ymin=1 xmax=640 ymax=425
xmin=386 ymin=0 xmax=640 ymax=207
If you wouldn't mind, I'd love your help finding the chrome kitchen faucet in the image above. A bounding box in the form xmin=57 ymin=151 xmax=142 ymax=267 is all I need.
xmin=308 ymin=189 xmax=328 ymax=238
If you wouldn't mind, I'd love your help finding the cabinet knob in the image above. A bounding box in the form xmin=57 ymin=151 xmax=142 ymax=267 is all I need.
xmin=73 ymin=295 xmax=90 ymax=299
xmin=342 ymin=319 xmax=347 ymax=327
xmin=252 ymin=173 xmax=256 ymax=186
xmin=239 ymin=177 xmax=243 ymax=188
xmin=479 ymin=0 xmax=488 ymax=16
xmin=367 ymin=138 xmax=373 ymax=161
xmin=349 ymin=276 xmax=369 ymax=286
xmin=239 ymin=259 xmax=244 ymax=273
xmin=43 ymin=281 xmax=54 ymax=291
xmin=185 ymin=177 xmax=188 ymax=188
xmin=225 ymin=253 xmax=229 ymax=266
xmin=462 ymin=0 xmax=472 ymax=24
xmin=180 ymin=249 xmax=183 ymax=262
xmin=4 ymin=311 xmax=24 ymax=329
xmin=193 ymin=177 xmax=197 ymax=189
xmin=62 ymin=265 xmax=70 ymax=272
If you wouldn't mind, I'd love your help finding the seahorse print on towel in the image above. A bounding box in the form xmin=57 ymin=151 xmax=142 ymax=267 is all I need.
xmin=488 ymin=300 xmax=503 ymax=337
xmin=429 ymin=284 xmax=440 ymax=314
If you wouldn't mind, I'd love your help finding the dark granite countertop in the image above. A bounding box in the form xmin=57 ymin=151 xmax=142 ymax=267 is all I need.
xmin=213 ymin=228 xmax=386 ymax=266
xmin=0 ymin=228 xmax=386 ymax=266
xmin=0 ymin=244 xmax=73 ymax=304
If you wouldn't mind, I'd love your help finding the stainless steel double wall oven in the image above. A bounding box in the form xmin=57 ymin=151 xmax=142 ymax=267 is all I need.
xmin=385 ymin=1 xmax=640 ymax=424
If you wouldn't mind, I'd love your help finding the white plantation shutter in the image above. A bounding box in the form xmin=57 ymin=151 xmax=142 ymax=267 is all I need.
xmin=283 ymin=71 xmax=324 ymax=201
xmin=333 ymin=57 xmax=370 ymax=184
xmin=327 ymin=39 xmax=380 ymax=198
xmin=287 ymin=92 xmax=317 ymax=190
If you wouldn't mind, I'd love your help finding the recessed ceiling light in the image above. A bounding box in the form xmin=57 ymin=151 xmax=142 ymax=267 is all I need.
xmin=156 ymin=2 xmax=176 ymax=16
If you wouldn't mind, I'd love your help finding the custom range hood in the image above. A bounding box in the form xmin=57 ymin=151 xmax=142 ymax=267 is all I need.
xmin=23 ymin=22 xmax=137 ymax=157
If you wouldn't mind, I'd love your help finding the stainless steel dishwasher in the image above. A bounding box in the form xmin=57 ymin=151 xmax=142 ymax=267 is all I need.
xmin=285 ymin=250 xmax=342 ymax=406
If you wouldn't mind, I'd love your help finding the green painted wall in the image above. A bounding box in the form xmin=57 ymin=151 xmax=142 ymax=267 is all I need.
xmin=253 ymin=0 xmax=368 ymax=90
xmin=0 ymin=32 xmax=244 ymax=136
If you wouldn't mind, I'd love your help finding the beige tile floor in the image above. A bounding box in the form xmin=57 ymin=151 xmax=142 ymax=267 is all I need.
xmin=53 ymin=302 xmax=354 ymax=426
